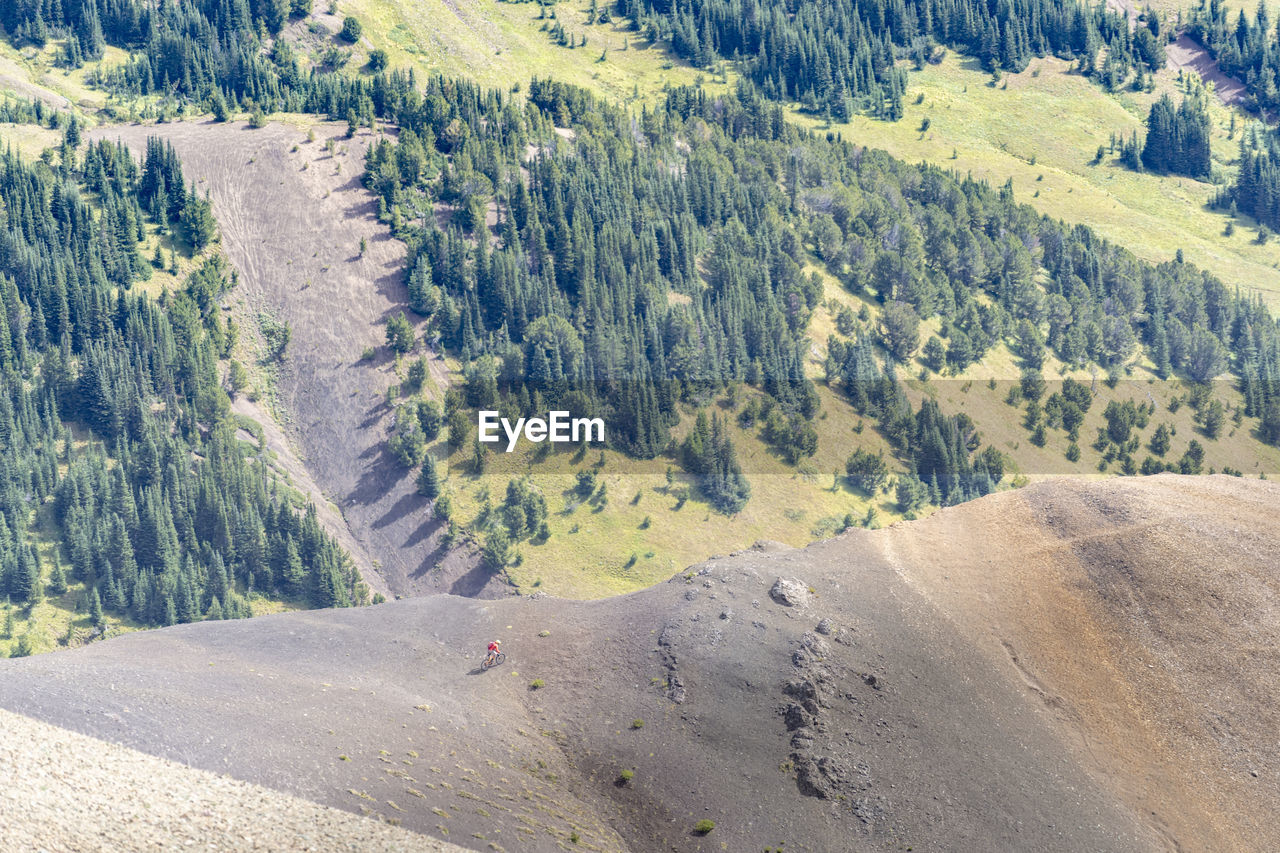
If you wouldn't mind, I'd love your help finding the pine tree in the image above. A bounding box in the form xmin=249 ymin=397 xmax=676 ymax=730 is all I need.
xmin=482 ymin=526 xmax=512 ymax=571
xmin=182 ymin=191 xmax=217 ymax=250
xmin=12 ymin=545 xmax=39 ymax=603
xmin=89 ymin=587 xmax=104 ymax=628
xmin=47 ymin=563 xmax=67 ymax=596
xmin=417 ymin=458 xmax=442 ymax=498
xmin=282 ymin=538 xmax=306 ymax=594
xmin=385 ymin=312 xmax=414 ymax=354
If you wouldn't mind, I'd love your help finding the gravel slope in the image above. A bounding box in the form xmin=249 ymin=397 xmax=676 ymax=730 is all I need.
xmin=0 ymin=708 xmax=470 ymax=852
xmin=2 ymin=476 xmax=1276 ymax=852
xmin=87 ymin=119 xmax=501 ymax=600
xmin=883 ymin=474 xmax=1280 ymax=852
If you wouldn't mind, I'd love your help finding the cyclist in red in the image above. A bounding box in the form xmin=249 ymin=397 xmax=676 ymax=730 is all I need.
xmin=486 ymin=639 xmax=501 ymax=662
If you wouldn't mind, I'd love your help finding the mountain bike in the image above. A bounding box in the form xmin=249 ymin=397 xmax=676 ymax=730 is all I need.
xmin=482 ymin=650 xmax=506 ymax=670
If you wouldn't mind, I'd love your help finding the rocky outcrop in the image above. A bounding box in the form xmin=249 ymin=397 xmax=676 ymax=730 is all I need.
xmin=770 ymin=576 xmax=811 ymax=607
xmin=781 ymin=618 xmax=887 ymax=827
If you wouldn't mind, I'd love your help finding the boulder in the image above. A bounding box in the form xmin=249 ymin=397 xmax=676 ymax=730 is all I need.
xmin=769 ymin=577 xmax=811 ymax=607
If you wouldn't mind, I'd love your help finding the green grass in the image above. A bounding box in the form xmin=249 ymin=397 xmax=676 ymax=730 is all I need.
xmin=910 ymin=354 xmax=1280 ymax=481
xmin=331 ymin=0 xmax=708 ymax=106
xmin=0 ymin=38 xmax=134 ymax=115
xmin=799 ymin=52 xmax=1280 ymax=310
xmin=0 ymin=121 xmax=59 ymax=159
xmin=435 ymin=384 xmax=900 ymax=599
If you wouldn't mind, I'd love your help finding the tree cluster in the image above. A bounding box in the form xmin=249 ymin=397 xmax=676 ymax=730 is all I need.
xmin=0 ymin=133 xmax=360 ymax=629
xmin=1141 ymin=93 xmax=1210 ymax=180
xmin=616 ymin=0 xmax=1150 ymax=120
xmin=1189 ymin=0 xmax=1280 ymax=114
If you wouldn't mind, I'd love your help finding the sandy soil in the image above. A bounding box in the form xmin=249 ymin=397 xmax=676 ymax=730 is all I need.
xmin=6 ymin=476 xmax=1273 ymax=851
xmin=88 ymin=119 xmax=502 ymax=600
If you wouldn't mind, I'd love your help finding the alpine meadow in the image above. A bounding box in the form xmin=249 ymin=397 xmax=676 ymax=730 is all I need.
xmin=1 ymin=0 xmax=1280 ymax=851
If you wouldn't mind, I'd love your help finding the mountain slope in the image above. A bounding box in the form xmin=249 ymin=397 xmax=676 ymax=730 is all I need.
xmin=883 ymin=474 xmax=1280 ymax=851
xmin=88 ymin=119 xmax=498 ymax=600
xmin=3 ymin=475 xmax=1274 ymax=851
xmin=0 ymin=708 xmax=468 ymax=853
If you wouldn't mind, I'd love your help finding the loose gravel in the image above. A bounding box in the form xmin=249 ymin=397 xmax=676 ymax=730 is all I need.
xmin=0 ymin=709 xmax=469 ymax=853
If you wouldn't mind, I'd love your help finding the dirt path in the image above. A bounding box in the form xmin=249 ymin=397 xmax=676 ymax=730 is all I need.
xmin=90 ymin=119 xmax=501 ymax=599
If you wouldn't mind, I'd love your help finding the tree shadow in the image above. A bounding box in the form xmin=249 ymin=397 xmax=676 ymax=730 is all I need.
xmin=449 ymin=560 xmax=499 ymax=597
xmin=348 ymin=442 xmax=408 ymax=507
xmin=404 ymin=515 xmax=443 ymax=550
xmin=372 ymin=490 xmax=426 ymax=530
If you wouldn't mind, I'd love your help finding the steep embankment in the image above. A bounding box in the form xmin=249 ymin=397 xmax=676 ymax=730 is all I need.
xmin=89 ymin=120 xmax=499 ymax=600
xmin=1 ymin=476 xmax=1276 ymax=852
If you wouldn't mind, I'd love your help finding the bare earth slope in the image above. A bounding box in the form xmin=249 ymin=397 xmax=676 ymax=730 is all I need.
xmin=0 ymin=708 xmax=470 ymax=853
xmin=88 ymin=120 xmax=498 ymax=599
xmin=2 ymin=476 xmax=1276 ymax=852
xmin=882 ymin=474 xmax=1280 ymax=852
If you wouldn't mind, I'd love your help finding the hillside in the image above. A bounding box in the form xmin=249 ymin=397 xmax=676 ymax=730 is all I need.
xmin=2 ymin=4 xmax=1280 ymax=851
xmin=1 ymin=0 xmax=1278 ymax=604
xmin=2 ymin=475 xmax=1276 ymax=851
xmin=85 ymin=118 xmax=498 ymax=601
xmin=333 ymin=0 xmax=1280 ymax=309
xmin=0 ymin=708 xmax=468 ymax=852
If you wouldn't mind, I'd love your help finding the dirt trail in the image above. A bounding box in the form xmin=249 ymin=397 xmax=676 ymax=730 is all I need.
xmin=90 ymin=120 xmax=501 ymax=599
xmin=4 ymin=476 xmax=1276 ymax=852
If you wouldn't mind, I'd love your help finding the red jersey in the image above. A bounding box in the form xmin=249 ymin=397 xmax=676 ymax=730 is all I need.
xmin=488 ymin=642 xmax=499 ymax=653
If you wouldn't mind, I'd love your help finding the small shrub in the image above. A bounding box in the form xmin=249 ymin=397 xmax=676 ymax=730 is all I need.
xmin=694 ymin=819 xmax=715 ymax=835
xmin=529 ymin=678 xmax=545 ymax=689
xmin=340 ymin=15 xmax=363 ymax=42
xmin=618 ymin=769 xmax=634 ymax=783
xmin=630 ymin=719 xmax=644 ymax=729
